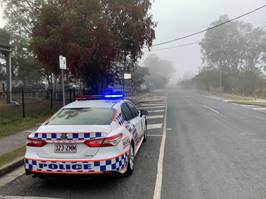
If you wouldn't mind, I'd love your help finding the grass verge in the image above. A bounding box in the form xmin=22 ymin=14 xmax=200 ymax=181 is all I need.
xmin=215 ymin=93 xmax=266 ymax=107
xmin=0 ymin=116 xmax=50 ymax=138
xmin=0 ymin=146 xmax=25 ymax=168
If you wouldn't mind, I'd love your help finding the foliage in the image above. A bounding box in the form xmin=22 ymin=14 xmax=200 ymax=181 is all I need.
xmin=30 ymin=0 xmax=156 ymax=93
xmin=11 ymin=35 xmax=44 ymax=87
xmin=2 ymin=0 xmax=44 ymax=88
xmin=144 ymin=54 xmax=175 ymax=89
xmin=132 ymin=66 xmax=149 ymax=90
xmin=195 ymin=15 xmax=266 ymax=96
xmin=3 ymin=0 xmax=43 ymax=38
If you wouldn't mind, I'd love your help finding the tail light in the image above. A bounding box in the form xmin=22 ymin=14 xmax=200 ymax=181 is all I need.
xmin=27 ymin=138 xmax=47 ymax=147
xmin=84 ymin=134 xmax=123 ymax=147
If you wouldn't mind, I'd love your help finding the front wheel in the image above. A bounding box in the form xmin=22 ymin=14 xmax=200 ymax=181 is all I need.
xmin=125 ymin=143 xmax=135 ymax=176
xmin=143 ymin=119 xmax=148 ymax=142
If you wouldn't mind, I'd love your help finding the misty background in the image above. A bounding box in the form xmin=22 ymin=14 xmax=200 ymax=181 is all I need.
xmin=0 ymin=0 xmax=265 ymax=84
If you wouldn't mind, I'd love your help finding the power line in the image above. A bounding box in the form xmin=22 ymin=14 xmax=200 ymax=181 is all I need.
xmin=146 ymin=41 xmax=199 ymax=53
xmin=152 ymin=5 xmax=266 ymax=47
xmin=146 ymin=23 xmax=266 ymax=53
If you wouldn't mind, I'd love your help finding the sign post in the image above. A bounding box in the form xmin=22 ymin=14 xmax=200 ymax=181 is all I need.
xmin=59 ymin=55 xmax=66 ymax=106
xmin=123 ymin=73 xmax=132 ymax=95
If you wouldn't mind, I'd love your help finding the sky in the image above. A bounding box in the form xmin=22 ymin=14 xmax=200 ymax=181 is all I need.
xmin=0 ymin=2 xmax=4 ymax=28
xmin=141 ymin=0 xmax=266 ymax=82
xmin=0 ymin=0 xmax=266 ymax=81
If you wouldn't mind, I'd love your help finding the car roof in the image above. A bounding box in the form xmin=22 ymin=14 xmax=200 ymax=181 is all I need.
xmin=64 ymin=99 xmax=123 ymax=109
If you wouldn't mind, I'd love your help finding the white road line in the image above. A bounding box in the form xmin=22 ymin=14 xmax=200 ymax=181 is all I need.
xmin=148 ymin=134 xmax=163 ymax=137
xmin=140 ymin=106 xmax=165 ymax=109
xmin=255 ymin=116 xmax=265 ymax=120
xmin=153 ymin=102 xmax=167 ymax=199
xmin=252 ymin=107 xmax=266 ymax=112
xmin=147 ymin=123 xmax=163 ymax=130
xmin=0 ymin=196 xmax=58 ymax=199
xmin=148 ymin=110 xmax=164 ymax=113
xmin=240 ymin=104 xmax=257 ymax=108
xmin=139 ymin=103 xmax=165 ymax=107
xmin=147 ymin=115 xmax=164 ymax=120
xmin=203 ymin=105 xmax=220 ymax=114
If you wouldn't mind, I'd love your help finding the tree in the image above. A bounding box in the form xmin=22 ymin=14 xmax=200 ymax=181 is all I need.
xmin=199 ymin=15 xmax=266 ymax=92
xmin=3 ymin=1 xmax=44 ymax=88
xmin=3 ymin=0 xmax=44 ymax=38
xmin=31 ymin=0 xmax=156 ymax=93
xmin=132 ymin=66 xmax=149 ymax=90
xmin=144 ymin=54 xmax=175 ymax=89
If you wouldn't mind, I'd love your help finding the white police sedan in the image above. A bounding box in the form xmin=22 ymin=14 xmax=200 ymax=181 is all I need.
xmin=24 ymin=95 xmax=148 ymax=176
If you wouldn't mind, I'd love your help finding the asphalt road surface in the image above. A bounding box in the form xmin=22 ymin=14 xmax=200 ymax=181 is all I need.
xmin=1 ymin=88 xmax=266 ymax=199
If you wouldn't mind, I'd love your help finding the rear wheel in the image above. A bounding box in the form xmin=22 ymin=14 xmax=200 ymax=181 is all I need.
xmin=125 ymin=143 xmax=135 ymax=176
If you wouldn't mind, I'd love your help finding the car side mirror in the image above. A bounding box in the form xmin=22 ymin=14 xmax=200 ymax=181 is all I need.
xmin=140 ymin=109 xmax=148 ymax=116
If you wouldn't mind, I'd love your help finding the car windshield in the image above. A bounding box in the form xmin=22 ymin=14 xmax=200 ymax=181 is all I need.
xmin=47 ymin=108 xmax=113 ymax=125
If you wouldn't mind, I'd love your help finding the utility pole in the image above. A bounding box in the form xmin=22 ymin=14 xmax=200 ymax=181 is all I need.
xmin=4 ymin=52 xmax=12 ymax=103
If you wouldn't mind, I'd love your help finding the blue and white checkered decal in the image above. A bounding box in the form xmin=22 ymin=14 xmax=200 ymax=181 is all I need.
xmin=25 ymin=152 xmax=128 ymax=173
xmin=114 ymin=113 xmax=140 ymax=144
xmin=29 ymin=132 xmax=103 ymax=141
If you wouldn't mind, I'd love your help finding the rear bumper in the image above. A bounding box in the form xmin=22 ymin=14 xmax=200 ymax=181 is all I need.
xmin=24 ymin=151 xmax=129 ymax=175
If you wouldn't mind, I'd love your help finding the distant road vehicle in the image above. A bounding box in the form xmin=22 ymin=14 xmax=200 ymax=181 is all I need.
xmin=24 ymin=94 xmax=148 ymax=177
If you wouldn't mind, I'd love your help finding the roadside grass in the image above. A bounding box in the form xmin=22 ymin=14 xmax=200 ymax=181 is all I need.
xmin=227 ymin=100 xmax=266 ymax=107
xmin=0 ymin=146 xmax=25 ymax=168
xmin=0 ymin=101 xmax=62 ymax=138
xmin=0 ymin=116 xmax=50 ymax=138
xmin=215 ymin=93 xmax=266 ymax=107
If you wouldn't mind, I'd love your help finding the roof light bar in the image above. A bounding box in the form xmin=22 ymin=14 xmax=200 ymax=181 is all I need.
xmin=104 ymin=94 xmax=124 ymax=98
xmin=76 ymin=93 xmax=124 ymax=101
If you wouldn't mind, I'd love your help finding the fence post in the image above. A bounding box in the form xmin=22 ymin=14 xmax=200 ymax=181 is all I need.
xmin=69 ymin=89 xmax=72 ymax=103
xmin=22 ymin=88 xmax=25 ymax=118
xmin=73 ymin=88 xmax=76 ymax=100
xmin=50 ymin=89 xmax=53 ymax=111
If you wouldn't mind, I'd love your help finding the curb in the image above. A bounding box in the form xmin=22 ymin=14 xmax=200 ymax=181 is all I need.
xmin=0 ymin=157 xmax=24 ymax=177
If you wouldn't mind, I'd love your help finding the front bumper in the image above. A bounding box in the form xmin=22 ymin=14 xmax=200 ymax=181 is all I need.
xmin=24 ymin=151 xmax=129 ymax=175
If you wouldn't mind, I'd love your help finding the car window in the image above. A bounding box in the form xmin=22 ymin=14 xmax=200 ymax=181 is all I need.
xmin=126 ymin=102 xmax=139 ymax=118
xmin=47 ymin=108 xmax=113 ymax=125
xmin=121 ymin=103 xmax=133 ymax=121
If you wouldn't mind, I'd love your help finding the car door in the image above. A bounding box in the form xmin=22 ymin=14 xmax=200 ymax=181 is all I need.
xmin=121 ymin=103 xmax=139 ymax=145
xmin=126 ymin=102 xmax=145 ymax=143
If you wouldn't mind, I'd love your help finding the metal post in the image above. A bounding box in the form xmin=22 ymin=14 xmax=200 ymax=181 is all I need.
xmin=61 ymin=69 xmax=65 ymax=106
xmin=22 ymin=88 xmax=25 ymax=118
xmin=6 ymin=52 xmax=12 ymax=103
xmin=219 ymin=67 xmax=223 ymax=92
xmin=50 ymin=89 xmax=53 ymax=111
xmin=73 ymin=88 xmax=76 ymax=100
xmin=69 ymin=89 xmax=72 ymax=103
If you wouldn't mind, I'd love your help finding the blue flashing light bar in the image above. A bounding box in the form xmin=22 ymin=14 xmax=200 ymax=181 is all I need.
xmin=104 ymin=94 xmax=124 ymax=98
xmin=76 ymin=92 xmax=124 ymax=101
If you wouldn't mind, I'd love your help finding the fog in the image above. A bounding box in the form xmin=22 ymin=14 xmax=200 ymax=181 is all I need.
xmin=0 ymin=0 xmax=265 ymax=83
xmin=140 ymin=0 xmax=266 ymax=83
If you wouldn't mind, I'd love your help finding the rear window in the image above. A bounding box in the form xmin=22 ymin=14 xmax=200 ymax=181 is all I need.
xmin=47 ymin=108 xmax=113 ymax=125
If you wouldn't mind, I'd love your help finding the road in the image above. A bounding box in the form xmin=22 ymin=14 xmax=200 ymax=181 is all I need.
xmin=1 ymin=88 xmax=266 ymax=199
xmin=163 ymin=88 xmax=266 ymax=199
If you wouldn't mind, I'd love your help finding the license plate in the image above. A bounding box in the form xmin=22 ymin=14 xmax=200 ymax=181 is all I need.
xmin=54 ymin=143 xmax=77 ymax=153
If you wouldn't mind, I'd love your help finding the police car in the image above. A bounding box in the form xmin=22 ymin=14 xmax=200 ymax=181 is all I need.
xmin=24 ymin=94 xmax=148 ymax=176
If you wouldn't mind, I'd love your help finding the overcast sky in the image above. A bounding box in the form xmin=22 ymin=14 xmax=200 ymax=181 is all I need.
xmin=0 ymin=0 xmax=266 ymax=81
xmin=142 ymin=0 xmax=266 ymax=82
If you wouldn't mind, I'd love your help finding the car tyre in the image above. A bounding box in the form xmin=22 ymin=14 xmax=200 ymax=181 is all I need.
xmin=143 ymin=119 xmax=148 ymax=142
xmin=125 ymin=143 xmax=135 ymax=176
